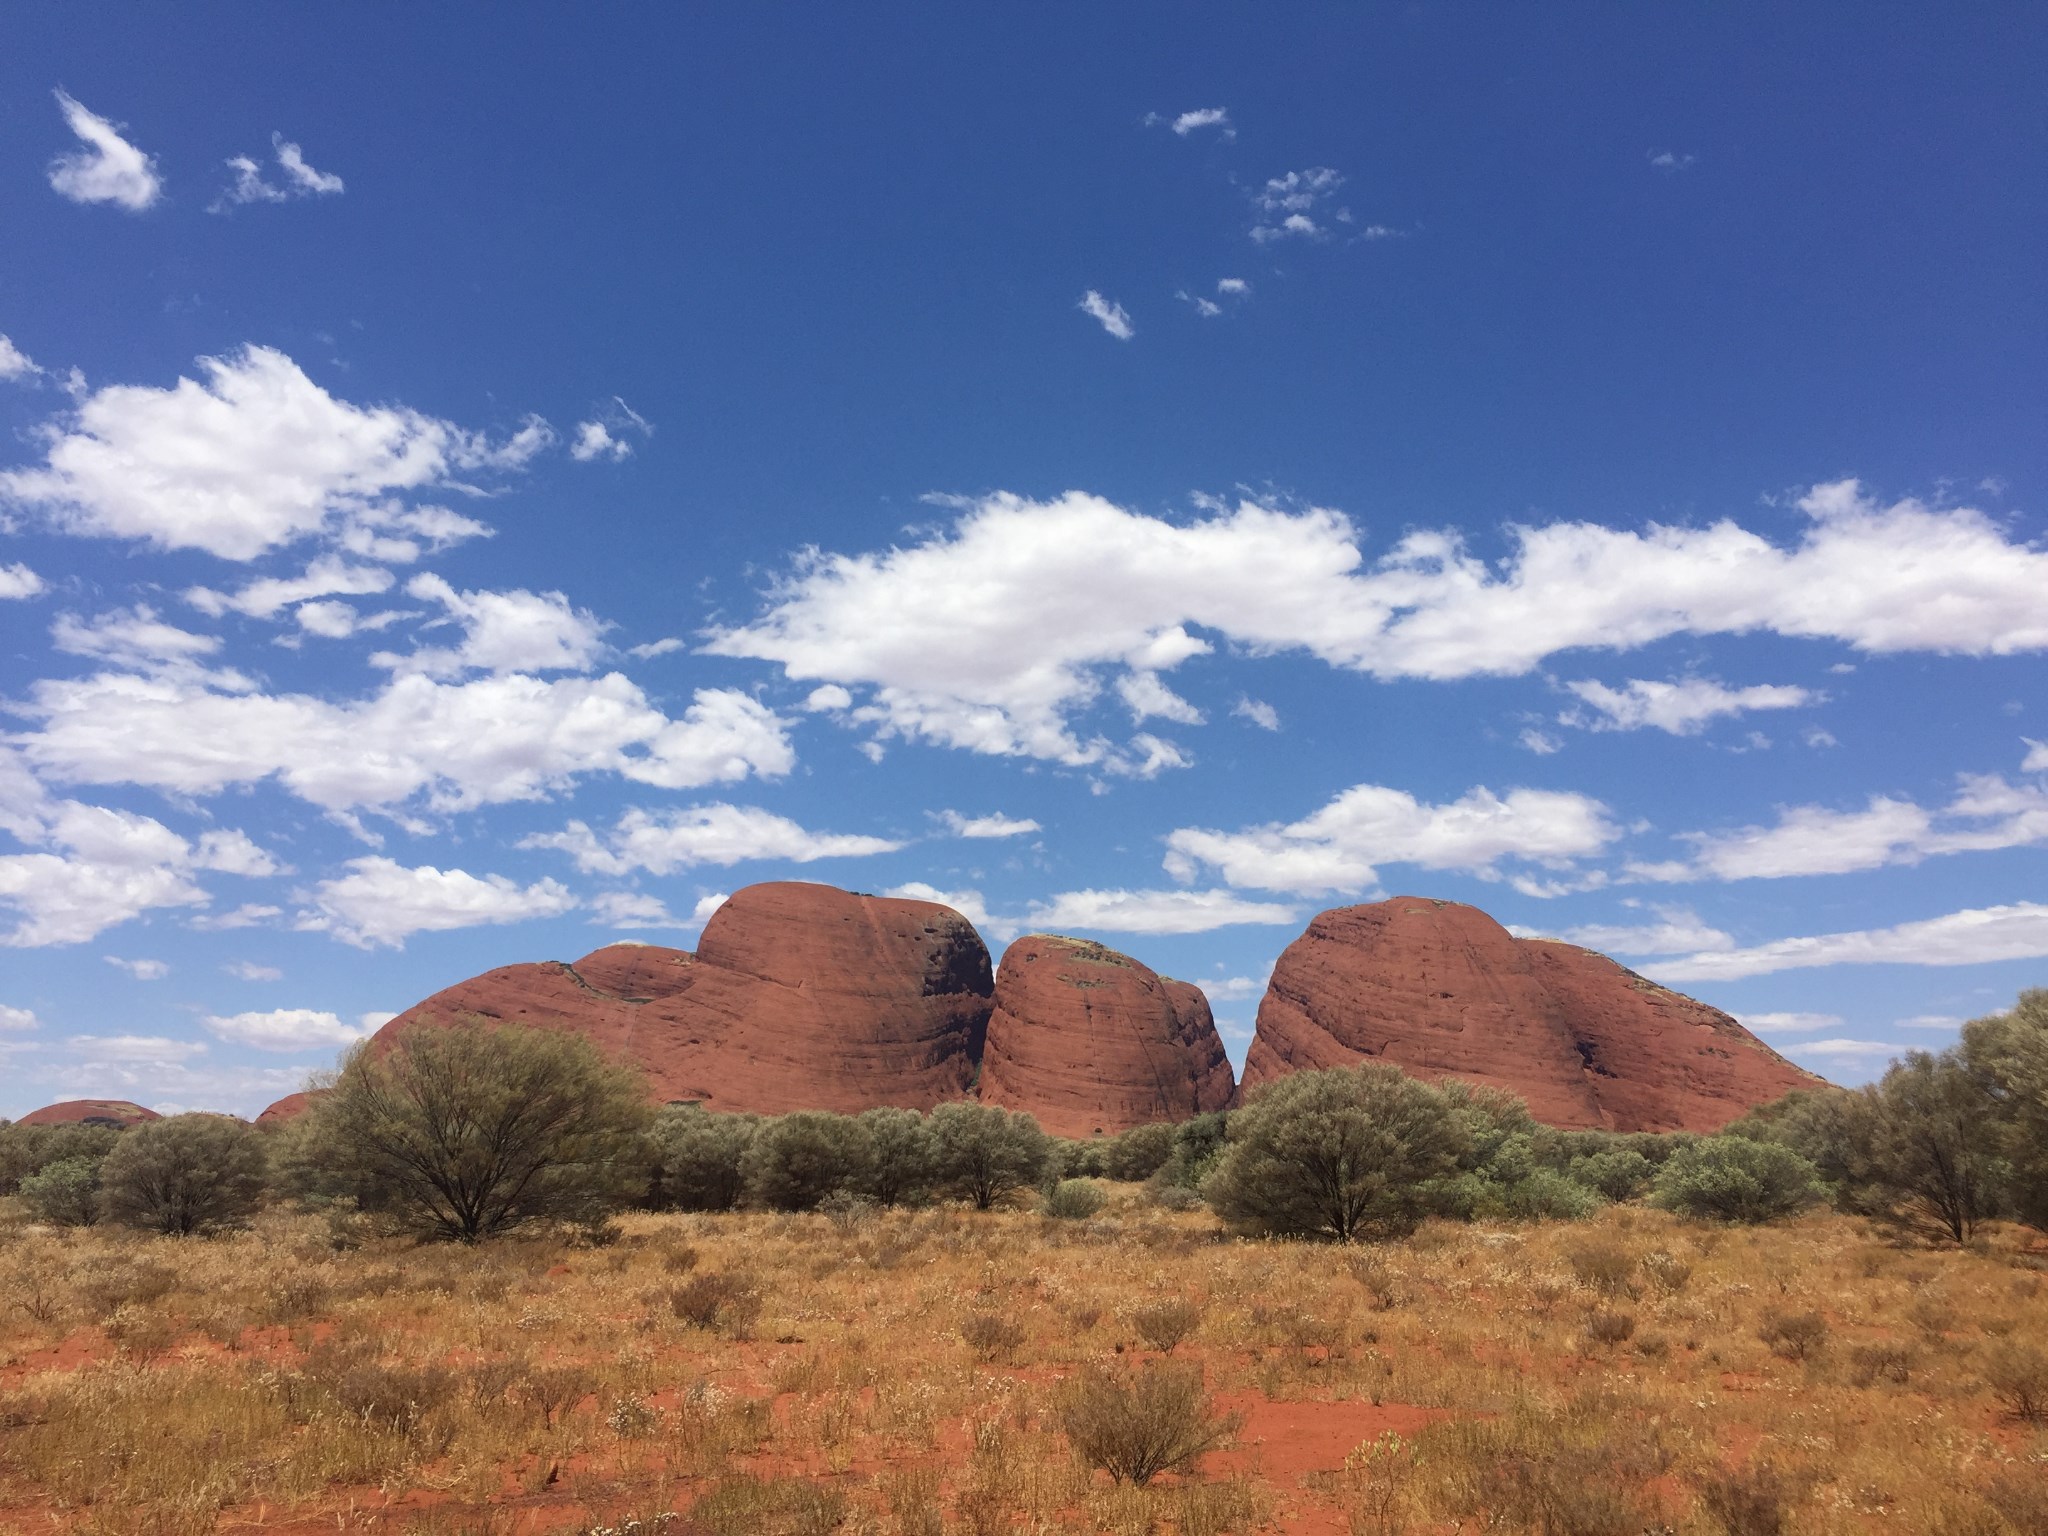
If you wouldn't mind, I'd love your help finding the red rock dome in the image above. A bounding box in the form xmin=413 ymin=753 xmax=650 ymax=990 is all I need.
xmin=255 ymin=1090 xmax=324 ymax=1126
xmin=1240 ymin=897 xmax=1820 ymax=1132
xmin=979 ymin=935 xmax=1236 ymax=1138
xmin=369 ymin=881 xmax=995 ymax=1115
xmin=15 ymin=1099 xmax=161 ymax=1128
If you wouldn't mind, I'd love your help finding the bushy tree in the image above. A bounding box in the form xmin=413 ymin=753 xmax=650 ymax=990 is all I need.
xmin=0 ymin=1122 xmax=120 ymax=1197
xmin=1651 ymin=1134 xmax=1824 ymax=1223
xmin=740 ymin=1111 xmax=876 ymax=1211
xmin=648 ymin=1106 xmax=759 ymax=1211
xmin=1865 ymin=1049 xmax=2009 ymax=1242
xmin=1568 ymin=1147 xmax=1656 ymax=1201
xmin=1203 ymin=1065 xmax=1469 ymax=1241
xmin=929 ymin=1102 xmax=1051 ymax=1209
xmin=1105 ymin=1122 xmax=1178 ymax=1182
xmin=1729 ymin=1088 xmax=1886 ymax=1213
xmin=306 ymin=1021 xmax=654 ymax=1242
xmin=858 ymin=1106 xmax=935 ymax=1206
xmin=1961 ymin=988 xmax=2048 ymax=1231
xmin=99 ymin=1114 xmax=268 ymax=1235
xmin=19 ymin=1156 xmax=103 ymax=1227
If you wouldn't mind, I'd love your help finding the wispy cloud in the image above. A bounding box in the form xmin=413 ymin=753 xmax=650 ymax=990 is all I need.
xmin=1078 ymin=291 xmax=1134 ymax=341
xmin=212 ymin=133 xmax=344 ymax=211
xmin=48 ymin=91 xmax=162 ymax=211
xmin=1145 ymin=107 xmax=1234 ymax=140
xmin=1648 ymin=150 xmax=1697 ymax=172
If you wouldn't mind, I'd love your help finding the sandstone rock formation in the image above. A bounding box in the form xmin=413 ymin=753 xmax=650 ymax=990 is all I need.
xmin=369 ymin=882 xmax=995 ymax=1115
xmin=16 ymin=1099 xmax=161 ymax=1128
xmin=255 ymin=1091 xmax=322 ymax=1126
xmin=978 ymin=935 xmax=1236 ymax=1138
xmin=1240 ymin=897 xmax=1818 ymax=1132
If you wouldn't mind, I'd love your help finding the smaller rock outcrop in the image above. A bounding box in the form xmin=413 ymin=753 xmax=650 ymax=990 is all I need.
xmin=16 ymin=1099 xmax=161 ymax=1128
xmin=255 ymin=1091 xmax=323 ymax=1126
xmin=978 ymin=934 xmax=1236 ymax=1138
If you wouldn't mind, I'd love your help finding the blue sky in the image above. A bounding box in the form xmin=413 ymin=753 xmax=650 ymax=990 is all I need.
xmin=3 ymin=6 xmax=2045 ymax=1117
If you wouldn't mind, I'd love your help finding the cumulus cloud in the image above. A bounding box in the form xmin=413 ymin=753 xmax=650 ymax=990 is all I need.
xmin=1010 ymin=888 xmax=1300 ymax=938
xmin=1078 ymin=291 xmax=1135 ymax=341
xmin=18 ymin=670 xmax=794 ymax=818
xmin=51 ymin=605 xmax=235 ymax=683
xmin=0 ymin=793 xmax=278 ymax=948
xmin=708 ymin=484 xmax=2048 ymax=769
xmin=299 ymin=857 xmax=576 ymax=948
xmin=103 ymin=955 xmax=168 ymax=980
xmin=569 ymin=398 xmax=652 ymax=463
xmin=186 ymin=557 xmax=399 ymax=621
xmin=0 ymin=336 xmax=41 ymax=381
xmin=523 ymin=805 xmax=904 ymax=876
xmin=0 ymin=346 xmax=546 ymax=561
xmin=213 ymin=133 xmax=344 ymax=210
xmin=884 ymin=882 xmax=992 ymax=931
xmin=1164 ymin=781 xmax=1617 ymax=898
xmin=1117 ymin=671 xmax=1204 ymax=725
xmin=935 ymin=809 xmax=1040 ymax=839
xmin=1562 ymin=677 xmax=1815 ymax=735
xmin=203 ymin=1007 xmax=382 ymax=1051
xmin=2025 ymin=739 xmax=2048 ymax=773
xmin=1541 ymin=906 xmax=1736 ymax=956
xmin=47 ymin=91 xmax=162 ymax=211
xmin=1251 ymin=167 xmax=1343 ymax=241
xmin=373 ymin=574 xmax=608 ymax=677
xmin=0 ymin=1004 xmax=37 ymax=1031
xmin=1649 ymin=900 xmax=2048 ymax=982
xmin=586 ymin=891 xmax=696 ymax=929
xmin=1232 ymin=696 xmax=1280 ymax=731
xmin=1156 ymin=107 xmax=1232 ymax=137
xmin=0 ymin=564 xmax=47 ymax=600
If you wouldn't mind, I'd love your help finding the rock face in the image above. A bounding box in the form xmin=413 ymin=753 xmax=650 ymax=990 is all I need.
xmin=1240 ymin=897 xmax=1819 ymax=1132
xmin=255 ymin=1091 xmax=322 ymax=1126
xmin=978 ymin=935 xmax=1236 ymax=1138
xmin=369 ymin=882 xmax=995 ymax=1116
xmin=16 ymin=1099 xmax=161 ymax=1128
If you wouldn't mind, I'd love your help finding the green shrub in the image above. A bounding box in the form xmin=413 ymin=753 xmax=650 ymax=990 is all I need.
xmin=1105 ymin=1122 xmax=1179 ymax=1182
xmin=1203 ymin=1065 xmax=1469 ymax=1242
xmin=649 ymin=1106 xmax=759 ymax=1211
xmin=1569 ymin=1148 xmax=1655 ymax=1201
xmin=1043 ymin=1178 xmax=1107 ymax=1220
xmin=1651 ymin=1135 xmax=1824 ymax=1223
xmin=929 ymin=1102 xmax=1050 ymax=1210
xmin=858 ymin=1106 xmax=934 ymax=1206
xmin=19 ymin=1156 xmax=103 ymax=1227
xmin=99 ymin=1113 xmax=268 ymax=1235
xmin=740 ymin=1112 xmax=875 ymax=1211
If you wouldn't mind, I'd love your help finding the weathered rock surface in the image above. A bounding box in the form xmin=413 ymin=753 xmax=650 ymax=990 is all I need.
xmin=369 ymin=882 xmax=995 ymax=1115
xmin=1239 ymin=897 xmax=1819 ymax=1132
xmin=255 ymin=1091 xmax=322 ymax=1126
xmin=978 ymin=935 xmax=1236 ymax=1138
xmin=16 ymin=1099 xmax=161 ymax=1128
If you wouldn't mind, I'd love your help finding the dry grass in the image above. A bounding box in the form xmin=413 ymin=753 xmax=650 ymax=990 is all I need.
xmin=0 ymin=1196 xmax=2043 ymax=1533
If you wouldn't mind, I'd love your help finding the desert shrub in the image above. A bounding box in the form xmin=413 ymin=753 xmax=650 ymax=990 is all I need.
xmin=1043 ymin=1178 xmax=1106 ymax=1220
xmin=688 ymin=1475 xmax=847 ymax=1536
xmin=1640 ymin=1250 xmax=1692 ymax=1293
xmin=1348 ymin=1251 xmax=1403 ymax=1309
xmin=19 ymin=1156 xmax=103 ymax=1227
xmin=98 ymin=1113 xmax=268 ymax=1235
xmin=958 ymin=1310 xmax=1025 ymax=1360
xmin=929 ymin=1102 xmax=1051 ymax=1209
xmin=1052 ymin=1137 xmax=1110 ymax=1179
xmin=1203 ymin=1065 xmax=1468 ymax=1242
xmin=1105 ymin=1121 xmax=1179 ymax=1182
xmin=1132 ymin=1297 xmax=1202 ymax=1352
xmin=1757 ymin=1309 xmax=1829 ymax=1361
xmin=740 ymin=1111 xmax=875 ymax=1211
xmin=0 ymin=1123 xmax=119 ymax=1197
xmin=1053 ymin=1360 xmax=1240 ymax=1487
xmin=1500 ymin=1166 xmax=1605 ymax=1220
xmin=516 ymin=1364 xmax=596 ymax=1427
xmin=1981 ymin=1466 xmax=2048 ymax=1533
xmin=648 ymin=1106 xmax=759 ymax=1211
xmin=1651 ymin=1135 xmax=1824 ymax=1223
xmin=1567 ymin=1242 xmax=1638 ymax=1298
xmin=671 ymin=1271 xmax=763 ymax=1337
xmin=858 ymin=1106 xmax=934 ymax=1206
xmin=1865 ymin=1050 xmax=2008 ymax=1242
xmin=1961 ymin=989 xmax=2048 ymax=1231
xmin=305 ymin=1020 xmax=654 ymax=1241
xmin=1154 ymin=1110 xmax=1231 ymax=1190
xmin=78 ymin=1257 xmax=177 ymax=1318
xmin=1848 ymin=1343 xmax=1914 ymax=1386
xmin=1985 ymin=1345 xmax=2048 ymax=1422
xmin=1698 ymin=1463 xmax=1798 ymax=1536
xmin=1569 ymin=1148 xmax=1656 ymax=1201
xmin=1583 ymin=1308 xmax=1636 ymax=1347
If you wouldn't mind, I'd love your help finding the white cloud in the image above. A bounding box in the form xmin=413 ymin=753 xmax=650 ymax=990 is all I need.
xmin=1164 ymin=781 xmax=1617 ymax=897
xmin=1169 ymin=108 xmax=1231 ymax=137
xmin=2025 ymin=738 xmax=2048 ymax=773
xmin=52 ymin=605 xmax=232 ymax=682
xmin=711 ymin=483 xmax=2048 ymax=770
xmin=19 ymin=670 xmax=793 ymax=816
xmin=1232 ymin=696 xmax=1280 ymax=731
xmin=1897 ymin=1014 xmax=1961 ymax=1031
xmin=1010 ymin=888 xmax=1300 ymax=938
xmin=0 ymin=564 xmax=46 ymax=600
xmin=936 ymin=809 xmax=1040 ymax=838
xmin=1198 ymin=974 xmax=1267 ymax=1002
xmin=689 ymin=892 xmax=728 ymax=925
xmin=1562 ymin=676 xmax=1815 ymax=735
xmin=0 ymin=346 xmax=546 ymax=561
xmin=1216 ymin=278 xmax=1249 ymax=296
xmin=884 ymin=882 xmax=992 ymax=931
xmin=1078 ymin=292 xmax=1134 ymax=341
xmin=0 ymin=336 xmax=41 ymax=381
xmin=47 ymin=91 xmax=162 ymax=211
xmin=1549 ymin=907 xmax=1736 ymax=956
xmin=1250 ymin=167 xmax=1343 ymax=241
xmin=628 ymin=638 xmax=686 ymax=660
xmin=374 ymin=574 xmax=608 ymax=677
xmin=1786 ymin=1039 xmax=1897 ymax=1061
xmin=524 ymin=804 xmax=904 ymax=876
xmin=68 ymin=1033 xmax=204 ymax=1064
xmin=192 ymin=903 xmax=281 ymax=931
xmin=1649 ymin=150 xmax=1697 ymax=172
xmin=1117 ymin=671 xmax=1204 ymax=725
xmin=298 ymin=857 xmax=576 ymax=948
xmin=212 ymin=134 xmax=344 ymax=211
xmin=1650 ymin=901 xmax=2048 ymax=982
xmin=586 ymin=891 xmax=694 ymax=929
xmin=1737 ymin=1012 xmax=1844 ymax=1035
xmin=804 ymin=684 xmax=853 ymax=712
xmin=223 ymin=960 xmax=282 ymax=982
xmin=202 ymin=1007 xmax=381 ymax=1051
xmin=103 ymin=955 xmax=168 ymax=980
xmin=0 ymin=1004 xmax=41 ymax=1031
xmin=1519 ymin=728 xmax=1562 ymax=755
xmin=1178 ymin=291 xmax=1223 ymax=318
xmin=570 ymin=421 xmax=629 ymax=462
xmin=186 ymin=556 xmax=398 ymax=620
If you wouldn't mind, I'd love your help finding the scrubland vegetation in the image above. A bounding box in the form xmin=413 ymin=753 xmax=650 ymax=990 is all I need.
xmin=0 ymin=992 xmax=2042 ymax=1533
